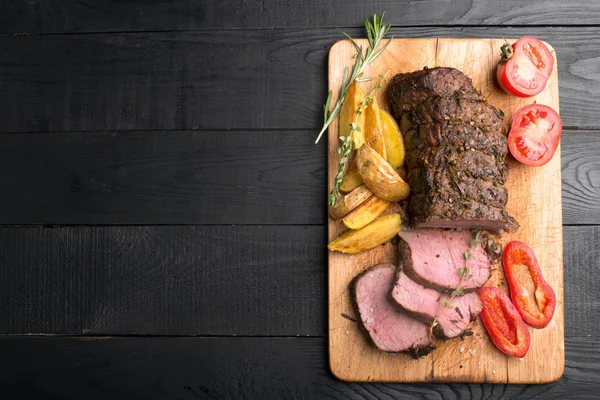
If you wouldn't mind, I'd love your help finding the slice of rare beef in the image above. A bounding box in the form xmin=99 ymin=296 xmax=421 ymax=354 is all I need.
xmin=353 ymin=264 xmax=434 ymax=356
xmin=392 ymin=271 xmax=482 ymax=339
xmin=398 ymin=229 xmax=491 ymax=293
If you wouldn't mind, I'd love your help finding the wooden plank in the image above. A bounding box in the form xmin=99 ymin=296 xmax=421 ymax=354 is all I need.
xmin=328 ymin=38 xmax=563 ymax=383
xmin=0 ymin=336 xmax=597 ymax=399
xmin=0 ymin=226 xmax=325 ymax=335
xmin=4 ymin=0 xmax=600 ymax=33
xmin=0 ymin=130 xmax=322 ymax=225
xmin=561 ymin=130 xmax=600 ymax=225
xmin=0 ymin=129 xmax=593 ymax=225
xmin=0 ymin=224 xmax=594 ymax=340
xmin=2 ymin=27 xmax=600 ymax=133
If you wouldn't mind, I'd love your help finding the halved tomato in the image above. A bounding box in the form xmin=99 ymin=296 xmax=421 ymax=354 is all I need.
xmin=508 ymin=104 xmax=562 ymax=167
xmin=497 ymin=36 xmax=554 ymax=97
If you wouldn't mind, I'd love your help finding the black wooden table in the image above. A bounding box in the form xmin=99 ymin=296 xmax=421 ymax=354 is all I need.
xmin=1 ymin=1 xmax=599 ymax=399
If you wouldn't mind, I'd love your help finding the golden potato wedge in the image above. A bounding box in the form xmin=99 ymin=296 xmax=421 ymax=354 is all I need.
xmin=379 ymin=109 xmax=406 ymax=169
xmin=342 ymin=195 xmax=389 ymax=230
xmin=339 ymin=158 xmax=363 ymax=193
xmin=356 ymin=145 xmax=411 ymax=202
xmin=328 ymin=213 xmax=401 ymax=254
xmin=339 ymin=169 xmax=363 ymax=193
xmin=364 ymin=97 xmax=386 ymax=157
xmin=328 ymin=184 xmax=373 ymax=220
xmin=339 ymin=82 xmax=366 ymax=148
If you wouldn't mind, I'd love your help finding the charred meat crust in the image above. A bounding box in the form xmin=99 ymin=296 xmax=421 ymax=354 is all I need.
xmin=410 ymin=193 xmax=513 ymax=231
xmin=409 ymin=343 xmax=437 ymax=359
xmin=350 ymin=264 xmax=436 ymax=357
xmin=388 ymin=67 xmax=480 ymax=113
xmin=481 ymin=233 xmax=503 ymax=263
xmin=403 ymin=121 xmax=507 ymax=156
xmin=389 ymin=67 xmax=518 ymax=232
xmin=396 ymin=97 xmax=504 ymax=135
xmin=408 ymin=167 xmax=509 ymax=209
xmin=406 ymin=147 xmax=508 ymax=183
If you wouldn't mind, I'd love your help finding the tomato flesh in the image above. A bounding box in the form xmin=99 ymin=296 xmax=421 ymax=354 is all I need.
xmin=497 ymin=36 xmax=554 ymax=97
xmin=508 ymin=104 xmax=562 ymax=166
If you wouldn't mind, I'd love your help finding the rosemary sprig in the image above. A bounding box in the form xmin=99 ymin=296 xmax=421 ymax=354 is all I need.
xmin=328 ymin=71 xmax=390 ymax=206
xmin=430 ymin=231 xmax=481 ymax=338
xmin=314 ymin=13 xmax=392 ymax=145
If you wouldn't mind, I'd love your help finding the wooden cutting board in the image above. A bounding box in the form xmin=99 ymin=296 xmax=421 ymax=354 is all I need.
xmin=327 ymin=38 xmax=564 ymax=383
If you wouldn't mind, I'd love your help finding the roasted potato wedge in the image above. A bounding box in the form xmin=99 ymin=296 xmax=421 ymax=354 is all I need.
xmin=339 ymin=169 xmax=363 ymax=193
xmin=356 ymin=145 xmax=411 ymax=202
xmin=328 ymin=184 xmax=373 ymax=220
xmin=342 ymin=195 xmax=389 ymax=230
xmin=339 ymin=82 xmax=366 ymax=148
xmin=328 ymin=213 xmax=401 ymax=254
xmin=339 ymin=159 xmax=363 ymax=193
xmin=364 ymin=97 xmax=386 ymax=157
xmin=379 ymin=109 xmax=406 ymax=169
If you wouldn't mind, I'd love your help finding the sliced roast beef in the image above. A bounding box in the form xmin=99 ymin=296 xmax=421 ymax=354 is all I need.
xmin=403 ymin=122 xmax=507 ymax=156
xmin=353 ymin=264 xmax=434 ymax=356
xmin=398 ymin=229 xmax=491 ymax=293
xmin=406 ymin=146 xmax=508 ymax=183
xmin=392 ymin=271 xmax=483 ymax=339
xmin=388 ymin=67 xmax=481 ymax=113
xmin=409 ymin=167 xmax=508 ymax=208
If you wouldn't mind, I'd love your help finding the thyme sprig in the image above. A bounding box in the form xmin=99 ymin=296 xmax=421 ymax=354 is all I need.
xmin=430 ymin=231 xmax=482 ymax=338
xmin=328 ymin=71 xmax=390 ymax=206
xmin=314 ymin=13 xmax=392 ymax=145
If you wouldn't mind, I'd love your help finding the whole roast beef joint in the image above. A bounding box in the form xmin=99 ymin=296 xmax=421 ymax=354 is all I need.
xmin=389 ymin=67 xmax=519 ymax=232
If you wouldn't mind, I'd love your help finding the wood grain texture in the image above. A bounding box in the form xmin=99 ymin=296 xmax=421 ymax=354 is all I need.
xmin=328 ymin=38 xmax=563 ymax=383
xmin=0 ymin=130 xmax=323 ymax=224
xmin=0 ymin=129 xmax=593 ymax=225
xmin=0 ymin=226 xmax=600 ymax=336
xmin=3 ymin=0 xmax=600 ymax=33
xmin=0 ymin=128 xmax=593 ymax=225
xmin=3 ymin=27 xmax=600 ymax=132
xmin=0 ymin=225 xmax=595 ymax=337
xmin=0 ymin=336 xmax=598 ymax=400
xmin=0 ymin=226 xmax=325 ymax=335
xmin=561 ymin=131 xmax=600 ymax=225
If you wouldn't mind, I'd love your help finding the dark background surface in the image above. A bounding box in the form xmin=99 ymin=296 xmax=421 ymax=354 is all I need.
xmin=1 ymin=1 xmax=599 ymax=399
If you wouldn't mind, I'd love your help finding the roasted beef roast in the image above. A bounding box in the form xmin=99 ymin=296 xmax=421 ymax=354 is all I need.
xmin=389 ymin=67 xmax=518 ymax=232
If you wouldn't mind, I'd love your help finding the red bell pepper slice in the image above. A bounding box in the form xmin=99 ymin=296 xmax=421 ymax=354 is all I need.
xmin=477 ymin=286 xmax=530 ymax=358
xmin=503 ymin=241 xmax=556 ymax=328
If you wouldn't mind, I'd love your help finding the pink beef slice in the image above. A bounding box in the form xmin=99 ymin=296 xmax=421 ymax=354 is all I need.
xmin=391 ymin=271 xmax=483 ymax=339
xmin=398 ymin=229 xmax=491 ymax=293
xmin=353 ymin=264 xmax=435 ymax=356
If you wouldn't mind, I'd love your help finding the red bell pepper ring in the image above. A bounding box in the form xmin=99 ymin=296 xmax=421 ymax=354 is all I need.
xmin=503 ymin=241 xmax=556 ymax=328
xmin=477 ymin=286 xmax=531 ymax=358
